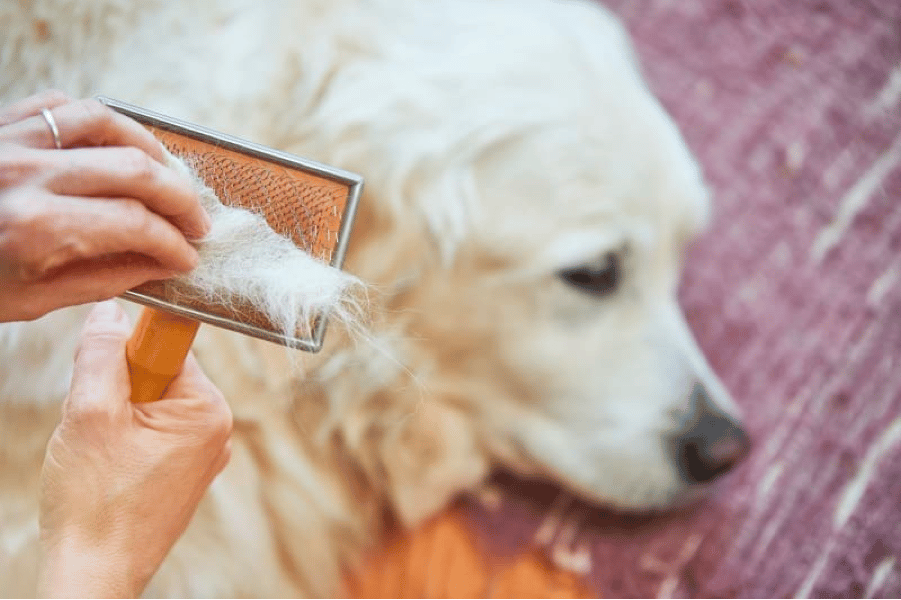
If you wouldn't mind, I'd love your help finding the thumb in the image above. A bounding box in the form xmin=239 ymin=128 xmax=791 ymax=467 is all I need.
xmin=66 ymin=300 xmax=133 ymax=415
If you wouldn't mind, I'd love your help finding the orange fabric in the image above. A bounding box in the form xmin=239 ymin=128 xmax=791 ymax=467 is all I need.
xmin=345 ymin=510 xmax=594 ymax=598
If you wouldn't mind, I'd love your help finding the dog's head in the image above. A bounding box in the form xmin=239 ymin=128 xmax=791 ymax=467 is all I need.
xmin=299 ymin=0 xmax=749 ymax=525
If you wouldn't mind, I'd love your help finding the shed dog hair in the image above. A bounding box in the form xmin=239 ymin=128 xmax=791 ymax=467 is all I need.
xmin=160 ymin=151 xmax=364 ymax=341
xmin=0 ymin=0 xmax=747 ymax=596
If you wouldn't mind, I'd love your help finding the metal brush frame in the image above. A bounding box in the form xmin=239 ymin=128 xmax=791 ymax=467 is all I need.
xmin=98 ymin=96 xmax=363 ymax=352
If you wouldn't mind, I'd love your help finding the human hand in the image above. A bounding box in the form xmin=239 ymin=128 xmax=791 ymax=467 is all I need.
xmin=0 ymin=90 xmax=211 ymax=321
xmin=37 ymin=301 xmax=232 ymax=598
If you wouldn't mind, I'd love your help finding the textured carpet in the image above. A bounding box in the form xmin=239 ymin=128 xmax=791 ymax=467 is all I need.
xmin=456 ymin=1 xmax=901 ymax=597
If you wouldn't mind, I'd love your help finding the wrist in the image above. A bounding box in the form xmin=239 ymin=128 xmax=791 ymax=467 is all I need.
xmin=38 ymin=533 xmax=150 ymax=598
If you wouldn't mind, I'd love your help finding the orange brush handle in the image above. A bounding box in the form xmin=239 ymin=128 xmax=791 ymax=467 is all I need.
xmin=126 ymin=307 xmax=200 ymax=403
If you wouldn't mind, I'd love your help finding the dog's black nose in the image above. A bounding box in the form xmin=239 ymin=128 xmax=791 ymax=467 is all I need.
xmin=673 ymin=383 xmax=750 ymax=484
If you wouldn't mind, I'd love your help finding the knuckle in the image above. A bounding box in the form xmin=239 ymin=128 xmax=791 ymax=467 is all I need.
xmin=31 ymin=225 xmax=87 ymax=276
xmin=119 ymin=197 xmax=152 ymax=232
xmin=0 ymin=148 xmax=41 ymax=187
xmin=78 ymin=326 xmax=128 ymax=351
xmin=22 ymin=256 xmax=54 ymax=279
xmin=42 ymin=89 xmax=72 ymax=106
xmin=70 ymin=399 xmax=113 ymax=425
xmin=80 ymin=98 xmax=112 ymax=127
xmin=59 ymin=234 xmax=91 ymax=262
xmin=16 ymin=265 xmax=42 ymax=281
xmin=120 ymin=147 xmax=157 ymax=184
xmin=0 ymin=197 xmax=25 ymax=236
xmin=208 ymin=398 xmax=233 ymax=443
xmin=0 ymin=201 xmax=51 ymax=279
xmin=78 ymin=98 xmax=121 ymax=144
xmin=3 ymin=245 xmax=45 ymax=281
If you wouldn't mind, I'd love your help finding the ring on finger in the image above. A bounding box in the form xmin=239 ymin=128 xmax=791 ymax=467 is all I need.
xmin=40 ymin=108 xmax=63 ymax=149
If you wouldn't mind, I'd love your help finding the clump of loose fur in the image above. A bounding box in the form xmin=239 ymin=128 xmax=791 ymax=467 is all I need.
xmin=163 ymin=150 xmax=364 ymax=342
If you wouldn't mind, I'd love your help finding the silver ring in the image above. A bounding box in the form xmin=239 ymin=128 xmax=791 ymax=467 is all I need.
xmin=40 ymin=108 xmax=62 ymax=149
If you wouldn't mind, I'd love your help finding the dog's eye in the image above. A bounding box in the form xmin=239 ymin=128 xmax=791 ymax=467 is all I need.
xmin=559 ymin=252 xmax=620 ymax=296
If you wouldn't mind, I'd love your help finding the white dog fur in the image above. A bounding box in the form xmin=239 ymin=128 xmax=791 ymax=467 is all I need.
xmin=0 ymin=0 xmax=742 ymax=596
xmin=161 ymin=151 xmax=363 ymax=341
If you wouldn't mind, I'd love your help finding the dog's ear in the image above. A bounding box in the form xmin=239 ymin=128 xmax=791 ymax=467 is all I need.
xmin=372 ymin=395 xmax=489 ymax=527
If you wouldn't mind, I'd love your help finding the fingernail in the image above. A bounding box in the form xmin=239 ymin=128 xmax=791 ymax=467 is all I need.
xmin=186 ymin=246 xmax=201 ymax=270
xmin=201 ymin=208 xmax=213 ymax=235
xmin=184 ymin=211 xmax=212 ymax=241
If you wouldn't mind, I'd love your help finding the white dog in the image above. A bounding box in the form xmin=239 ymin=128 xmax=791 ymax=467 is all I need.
xmin=0 ymin=0 xmax=749 ymax=596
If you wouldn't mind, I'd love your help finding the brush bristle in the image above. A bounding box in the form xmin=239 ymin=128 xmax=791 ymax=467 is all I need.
xmin=157 ymin=150 xmax=365 ymax=344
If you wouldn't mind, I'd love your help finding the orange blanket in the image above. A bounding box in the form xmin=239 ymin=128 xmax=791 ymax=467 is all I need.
xmin=346 ymin=509 xmax=593 ymax=598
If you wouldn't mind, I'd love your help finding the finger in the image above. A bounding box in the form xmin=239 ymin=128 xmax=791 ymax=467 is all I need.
xmin=164 ymin=352 xmax=233 ymax=440
xmin=211 ymin=439 xmax=233 ymax=476
xmin=66 ymin=300 xmax=133 ymax=416
xmin=164 ymin=352 xmax=223 ymax=404
xmin=9 ymin=192 xmax=199 ymax=278
xmin=7 ymin=255 xmax=175 ymax=321
xmin=0 ymin=98 xmax=165 ymax=162
xmin=135 ymin=352 xmax=232 ymax=456
xmin=46 ymin=145 xmax=210 ymax=239
xmin=0 ymin=90 xmax=71 ymax=126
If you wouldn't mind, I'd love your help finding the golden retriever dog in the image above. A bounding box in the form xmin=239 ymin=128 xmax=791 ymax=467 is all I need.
xmin=0 ymin=0 xmax=750 ymax=596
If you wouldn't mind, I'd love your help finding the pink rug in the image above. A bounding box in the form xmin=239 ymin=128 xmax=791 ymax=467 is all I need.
xmin=461 ymin=1 xmax=901 ymax=597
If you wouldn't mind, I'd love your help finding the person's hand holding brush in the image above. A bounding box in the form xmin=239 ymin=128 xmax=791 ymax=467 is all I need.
xmin=0 ymin=91 xmax=231 ymax=598
xmin=37 ymin=301 xmax=233 ymax=598
xmin=0 ymin=90 xmax=210 ymax=321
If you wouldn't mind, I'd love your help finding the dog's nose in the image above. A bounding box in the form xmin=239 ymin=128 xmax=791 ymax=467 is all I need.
xmin=673 ymin=383 xmax=750 ymax=484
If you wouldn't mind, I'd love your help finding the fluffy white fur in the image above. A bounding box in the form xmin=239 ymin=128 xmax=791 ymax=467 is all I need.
xmin=0 ymin=0 xmax=743 ymax=597
xmin=162 ymin=151 xmax=362 ymax=342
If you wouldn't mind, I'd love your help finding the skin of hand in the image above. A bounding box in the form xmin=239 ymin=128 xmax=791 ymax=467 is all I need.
xmin=0 ymin=90 xmax=212 ymax=321
xmin=38 ymin=301 xmax=233 ymax=598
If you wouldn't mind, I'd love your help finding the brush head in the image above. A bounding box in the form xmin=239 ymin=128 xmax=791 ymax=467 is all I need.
xmin=99 ymin=97 xmax=363 ymax=351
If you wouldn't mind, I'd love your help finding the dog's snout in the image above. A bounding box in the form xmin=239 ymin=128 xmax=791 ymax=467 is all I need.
xmin=673 ymin=383 xmax=750 ymax=484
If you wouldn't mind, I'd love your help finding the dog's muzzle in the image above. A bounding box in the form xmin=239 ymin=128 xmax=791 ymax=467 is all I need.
xmin=672 ymin=383 xmax=751 ymax=484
